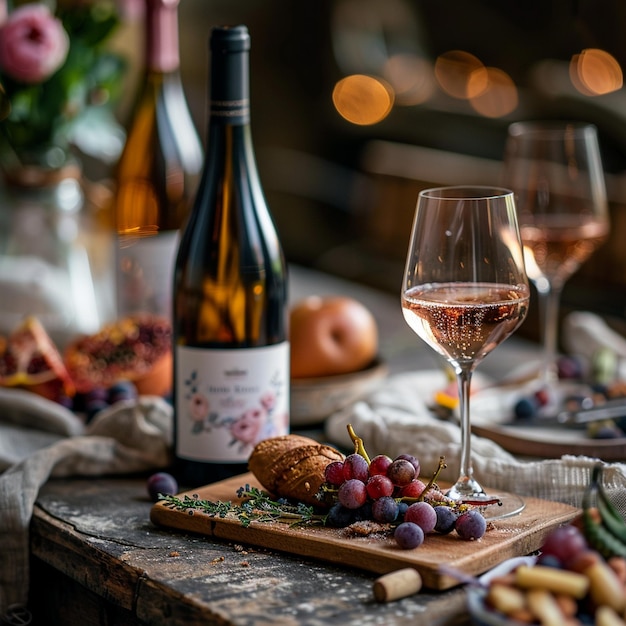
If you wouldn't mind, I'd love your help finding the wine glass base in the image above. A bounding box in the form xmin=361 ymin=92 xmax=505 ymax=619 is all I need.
xmin=463 ymin=493 xmax=526 ymax=520
xmin=447 ymin=484 xmax=526 ymax=520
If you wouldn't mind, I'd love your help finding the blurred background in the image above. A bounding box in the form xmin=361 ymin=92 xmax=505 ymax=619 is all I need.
xmin=111 ymin=0 xmax=626 ymax=342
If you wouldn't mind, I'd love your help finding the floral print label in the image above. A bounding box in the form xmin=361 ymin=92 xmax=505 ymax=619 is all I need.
xmin=175 ymin=343 xmax=289 ymax=462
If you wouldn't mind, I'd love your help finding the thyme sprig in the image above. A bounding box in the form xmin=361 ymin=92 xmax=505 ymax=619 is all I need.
xmin=158 ymin=484 xmax=326 ymax=528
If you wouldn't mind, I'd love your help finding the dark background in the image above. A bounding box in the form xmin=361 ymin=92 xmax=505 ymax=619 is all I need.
xmin=120 ymin=0 xmax=626 ymax=342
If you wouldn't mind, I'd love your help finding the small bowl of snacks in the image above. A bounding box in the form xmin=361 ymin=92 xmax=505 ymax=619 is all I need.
xmin=468 ymin=487 xmax=626 ymax=626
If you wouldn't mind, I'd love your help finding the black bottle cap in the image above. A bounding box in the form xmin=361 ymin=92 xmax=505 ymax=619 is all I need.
xmin=210 ymin=25 xmax=250 ymax=53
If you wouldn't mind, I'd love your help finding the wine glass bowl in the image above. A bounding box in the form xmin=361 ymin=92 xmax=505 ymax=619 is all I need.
xmin=503 ymin=122 xmax=610 ymax=386
xmin=401 ymin=186 xmax=530 ymax=517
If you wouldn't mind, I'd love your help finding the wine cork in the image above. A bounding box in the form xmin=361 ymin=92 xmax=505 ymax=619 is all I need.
xmin=373 ymin=568 xmax=422 ymax=602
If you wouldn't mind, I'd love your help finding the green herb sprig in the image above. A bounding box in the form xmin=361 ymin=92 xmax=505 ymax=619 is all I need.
xmin=159 ymin=484 xmax=326 ymax=528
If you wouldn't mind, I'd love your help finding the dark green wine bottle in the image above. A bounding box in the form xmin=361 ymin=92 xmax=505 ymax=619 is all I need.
xmin=172 ymin=25 xmax=289 ymax=487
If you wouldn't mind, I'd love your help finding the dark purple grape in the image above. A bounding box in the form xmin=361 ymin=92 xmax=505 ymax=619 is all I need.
xmin=404 ymin=501 xmax=437 ymax=533
xmin=394 ymin=522 xmax=424 ymax=549
xmin=558 ymin=355 xmax=585 ymax=379
xmin=85 ymin=387 xmax=108 ymax=402
xmin=386 ymin=459 xmax=416 ymax=486
xmin=324 ymin=461 xmax=345 ymax=486
xmin=343 ymin=454 xmax=369 ymax=482
xmin=455 ymin=509 xmax=487 ymax=540
xmin=353 ymin=501 xmax=373 ymax=522
xmin=394 ymin=453 xmax=420 ymax=477
xmin=371 ymin=496 xmax=399 ymax=523
xmin=326 ymin=503 xmax=354 ymax=528
xmin=147 ymin=472 xmax=178 ymax=502
xmin=337 ymin=478 xmax=368 ymax=509
xmin=85 ymin=397 xmax=109 ymax=423
xmin=434 ymin=506 xmax=458 ymax=534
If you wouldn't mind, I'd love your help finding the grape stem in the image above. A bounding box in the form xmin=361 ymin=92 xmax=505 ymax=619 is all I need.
xmin=346 ymin=423 xmax=371 ymax=464
xmin=421 ymin=456 xmax=447 ymax=495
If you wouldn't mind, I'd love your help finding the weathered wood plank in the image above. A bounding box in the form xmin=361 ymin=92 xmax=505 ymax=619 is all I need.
xmin=30 ymin=477 xmax=470 ymax=625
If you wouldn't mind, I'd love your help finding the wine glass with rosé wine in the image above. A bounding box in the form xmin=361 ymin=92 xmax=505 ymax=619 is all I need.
xmin=503 ymin=122 xmax=610 ymax=391
xmin=401 ymin=186 xmax=530 ymax=519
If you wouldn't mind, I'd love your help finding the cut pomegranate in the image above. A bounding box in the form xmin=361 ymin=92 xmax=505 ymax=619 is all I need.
xmin=0 ymin=316 xmax=75 ymax=401
xmin=64 ymin=314 xmax=172 ymax=395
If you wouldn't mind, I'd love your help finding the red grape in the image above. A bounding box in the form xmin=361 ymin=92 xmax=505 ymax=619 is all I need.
xmin=404 ymin=501 xmax=437 ymax=533
xmin=368 ymin=454 xmax=392 ymax=476
xmin=338 ymin=478 xmax=368 ymax=509
xmin=399 ymin=480 xmax=426 ymax=499
xmin=539 ymin=524 xmax=588 ymax=565
xmin=324 ymin=461 xmax=345 ymax=486
xmin=394 ymin=522 xmax=424 ymax=549
xmin=366 ymin=474 xmax=394 ymax=499
xmin=343 ymin=453 xmax=369 ymax=482
xmin=386 ymin=459 xmax=416 ymax=486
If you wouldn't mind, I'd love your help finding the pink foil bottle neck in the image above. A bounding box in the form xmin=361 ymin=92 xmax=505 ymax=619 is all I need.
xmin=146 ymin=0 xmax=180 ymax=73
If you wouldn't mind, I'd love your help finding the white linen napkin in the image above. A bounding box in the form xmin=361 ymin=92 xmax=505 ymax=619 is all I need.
xmin=324 ymin=370 xmax=626 ymax=512
xmin=0 ymin=392 xmax=172 ymax=615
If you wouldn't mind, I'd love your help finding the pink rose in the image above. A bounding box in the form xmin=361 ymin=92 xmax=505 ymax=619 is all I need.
xmin=230 ymin=408 xmax=265 ymax=446
xmin=0 ymin=3 xmax=69 ymax=84
xmin=188 ymin=393 xmax=209 ymax=422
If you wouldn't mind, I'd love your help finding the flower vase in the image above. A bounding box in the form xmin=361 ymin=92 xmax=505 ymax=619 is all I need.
xmin=0 ymin=162 xmax=115 ymax=349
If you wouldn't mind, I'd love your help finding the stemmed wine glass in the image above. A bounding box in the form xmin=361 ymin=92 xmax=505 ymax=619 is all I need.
xmin=401 ymin=186 xmax=530 ymax=518
xmin=502 ymin=122 xmax=610 ymax=389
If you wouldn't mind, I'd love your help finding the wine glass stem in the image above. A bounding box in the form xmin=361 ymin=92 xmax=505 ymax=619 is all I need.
xmin=449 ymin=366 xmax=484 ymax=499
xmin=537 ymin=281 xmax=563 ymax=386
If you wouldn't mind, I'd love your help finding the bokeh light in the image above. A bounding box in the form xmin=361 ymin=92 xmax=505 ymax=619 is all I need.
xmin=382 ymin=54 xmax=436 ymax=106
xmin=434 ymin=50 xmax=487 ymax=99
xmin=468 ymin=67 xmax=518 ymax=117
xmin=332 ymin=74 xmax=394 ymax=125
xmin=570 ymin=49 xmax=623 ymax=96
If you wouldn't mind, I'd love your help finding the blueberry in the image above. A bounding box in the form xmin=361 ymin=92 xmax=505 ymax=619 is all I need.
xmin=108 ymin=380 xmax=138 ymax=404
xmin=514 ymin=396 xmax=538 ymax=419
xmin=537 ymin=553 xmax=563 ymax=568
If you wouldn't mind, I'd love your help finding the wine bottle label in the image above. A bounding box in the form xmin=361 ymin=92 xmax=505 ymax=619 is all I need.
xmin=175 ymin=343 xmax=290 ymax=463
xmin=116 ymin=230 xmax=179 ymax=320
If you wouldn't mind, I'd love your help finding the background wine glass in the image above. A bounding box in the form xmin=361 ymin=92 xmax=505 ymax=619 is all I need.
xmin=401 ymin=186 xmax=530 ymax=519
xmin=502 ymin=122 xmax=610 ymax=389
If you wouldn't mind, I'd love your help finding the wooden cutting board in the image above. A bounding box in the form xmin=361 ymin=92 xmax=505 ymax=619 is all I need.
xmin=150 ymin=473 xmax=578 ymax=590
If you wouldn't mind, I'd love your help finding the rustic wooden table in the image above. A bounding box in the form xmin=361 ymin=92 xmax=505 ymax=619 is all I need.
xmin=26 ymin=265 xmax=541 ymax=626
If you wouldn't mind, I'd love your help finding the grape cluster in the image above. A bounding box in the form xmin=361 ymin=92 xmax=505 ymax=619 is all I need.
xmin=323 ymin=452 xmax=487 ymax=548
